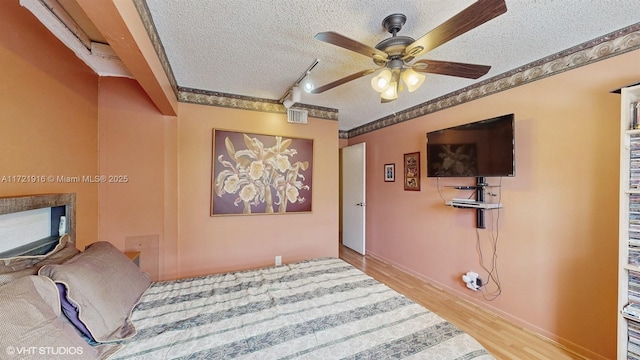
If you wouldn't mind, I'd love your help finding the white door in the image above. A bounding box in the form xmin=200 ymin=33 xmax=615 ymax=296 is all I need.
xmin=341 ymin=143 xmax=366 ymax=254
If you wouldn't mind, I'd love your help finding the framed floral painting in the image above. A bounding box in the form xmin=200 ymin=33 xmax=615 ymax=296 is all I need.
xmin=211 ymin=129 xmax=313 ymax=215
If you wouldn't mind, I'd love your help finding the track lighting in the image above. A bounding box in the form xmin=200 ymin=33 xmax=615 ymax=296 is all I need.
xmin=283 ymin=97 xmax=295 ymax=109
xmin=283 ymin=86 xmax=301 ymax=109
xmin=291 ymin=86 xmax=301 ymax=102
xmin=279 ymin=59 xmax=319 ymax=107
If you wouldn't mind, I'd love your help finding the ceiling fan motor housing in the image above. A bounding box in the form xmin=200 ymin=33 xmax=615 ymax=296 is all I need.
xmin=387 ymin=59 xmax=404 ymax=71
xmin=374 ymin=36 xmax=415 ymax=65
xmin=374 ymin=14 xmax=415 ymax=65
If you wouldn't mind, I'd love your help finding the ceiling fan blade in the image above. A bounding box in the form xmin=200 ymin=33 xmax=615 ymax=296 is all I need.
xmin=403 ymin=0 xmax=507 ymax=59
xmin=315 ymin=32 xmax=389 ymax=61
xmin=413 ymin=59 xmax=491 ymax=79
xmin=311 ymin=69 xmax=377 ymax=94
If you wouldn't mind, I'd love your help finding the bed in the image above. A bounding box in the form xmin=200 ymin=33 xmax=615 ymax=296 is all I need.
xmin=0 ymin=193 xmax=494 ymax=359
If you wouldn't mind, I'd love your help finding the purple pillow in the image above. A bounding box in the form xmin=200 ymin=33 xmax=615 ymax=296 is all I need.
xmin=56 ymin=282 xmax=95 ymax=341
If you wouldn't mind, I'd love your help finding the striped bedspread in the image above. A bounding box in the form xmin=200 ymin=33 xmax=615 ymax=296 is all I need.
xmin=111 ymin=258 xmax=493 ymax=359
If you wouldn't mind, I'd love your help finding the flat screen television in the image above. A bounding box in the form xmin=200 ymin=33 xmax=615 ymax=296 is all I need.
xmin=426 ymin=113 xmax=515 ymax=178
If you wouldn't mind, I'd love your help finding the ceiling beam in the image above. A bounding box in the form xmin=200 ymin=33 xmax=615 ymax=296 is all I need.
xmin=74 ymin=0 xmax=177 ymax=116
xmin=20 ymin=0 xmax=132 ymax=78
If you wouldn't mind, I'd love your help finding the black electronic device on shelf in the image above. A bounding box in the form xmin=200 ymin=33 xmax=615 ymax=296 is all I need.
xmin=444 ymin=177 xmax=501 ymax=228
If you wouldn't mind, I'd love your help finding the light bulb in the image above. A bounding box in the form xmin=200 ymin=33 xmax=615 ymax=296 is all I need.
xmin=301 ymin=73 xmax=314 ymax=93
xmin=401 ymin=68 xmax=425 ymax=92
xmin=370 ymin=69 xmax=392 ymax=93
xmin=381 ymin=81 xmax=398 ymax=100
xmin=303 ymin=81 xmax=314 ymax=93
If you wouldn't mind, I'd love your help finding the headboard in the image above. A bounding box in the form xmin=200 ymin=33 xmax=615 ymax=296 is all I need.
xmin=0 ymin=193 xmax=76 ymax=258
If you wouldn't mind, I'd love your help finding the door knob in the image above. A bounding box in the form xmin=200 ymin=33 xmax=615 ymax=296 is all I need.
xmin=356 ymin=202 xmax=366 ymax=206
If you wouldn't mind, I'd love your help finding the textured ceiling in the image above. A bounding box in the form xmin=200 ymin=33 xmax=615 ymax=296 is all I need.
xmin=144 ymin=0 xmax=640 ymax=131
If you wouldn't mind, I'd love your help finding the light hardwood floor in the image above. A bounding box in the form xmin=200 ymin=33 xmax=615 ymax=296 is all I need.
xmin=339 ymin=245 xmax=586 ymax=360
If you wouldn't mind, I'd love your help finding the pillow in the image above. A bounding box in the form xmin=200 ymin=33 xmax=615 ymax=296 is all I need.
xmin=56 ymin=283 xmax=94 ymax=341
xmin=36 ymin=240 xmax=80 ymax=266
xmin=0 ymin=241 xmax=80 ymax=285
xmin=0 ymin=275 xmax=119 ymax=360
xmin=0 ymin=266 xmax=39 ymax=286
xmin=39 ymin=241 xmax=151 ymax=343
xmin=0 ymin=234 xmax=73 ymax=273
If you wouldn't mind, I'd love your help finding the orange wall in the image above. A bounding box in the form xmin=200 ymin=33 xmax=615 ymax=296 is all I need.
xmin=0 ymin=0 xmax=99 ymax=248
xmin=350 ymin=49 xmax=640 ymax=359
xmin=176 ymin=103 xmax=339 ymax=277
xmin=97 ymin=77 xmax=178 ymax=280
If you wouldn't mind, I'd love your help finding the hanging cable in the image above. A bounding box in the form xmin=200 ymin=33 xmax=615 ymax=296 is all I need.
xmin=476 ymin=177 xmax=503 ymax=301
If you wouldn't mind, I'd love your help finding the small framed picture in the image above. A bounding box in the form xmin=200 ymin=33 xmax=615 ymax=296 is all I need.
xmin=384 ymin=163 xmax=395 ymax=182
xmin=404 ymin=152 xmax=421 ymax=191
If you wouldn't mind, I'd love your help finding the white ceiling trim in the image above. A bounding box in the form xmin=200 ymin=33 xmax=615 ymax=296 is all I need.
xmin=21 ymin=0 xmax=133 ymax=78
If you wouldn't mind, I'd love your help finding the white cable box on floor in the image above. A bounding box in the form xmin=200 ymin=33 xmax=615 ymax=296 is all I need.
xmin=446 ymin=200 xmax=502 ymax=209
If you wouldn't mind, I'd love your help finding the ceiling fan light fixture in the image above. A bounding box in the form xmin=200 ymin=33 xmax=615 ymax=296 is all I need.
xmin=373 ymin=76 xmax=388 ymax=91
xmin=381 ymin=81 xmax=398 ymax=100
xmin=401 ymin=68 xmax=425 ymax=92
xmin=371 ymin=69 xmax=392 ymax=93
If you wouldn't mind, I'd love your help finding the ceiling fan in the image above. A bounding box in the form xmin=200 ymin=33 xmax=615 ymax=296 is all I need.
xmin=311 ymin=0 xmax=507 ymax=102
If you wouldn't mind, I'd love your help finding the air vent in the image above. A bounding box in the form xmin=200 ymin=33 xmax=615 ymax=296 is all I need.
xmin=287 ymin=109 xmax=308 ymax=124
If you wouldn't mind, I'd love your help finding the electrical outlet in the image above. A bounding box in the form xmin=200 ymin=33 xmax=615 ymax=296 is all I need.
xmin=462 ymin=271 xmax=482 ymax=291
xmin=275 ymin=255 xmax=282 ymax=266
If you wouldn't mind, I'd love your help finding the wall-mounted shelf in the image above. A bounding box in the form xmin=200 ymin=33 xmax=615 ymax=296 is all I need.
xmin=445 ymin=177 xmax=501 ymax=228
xmin=445 ymin=185 xmax=501 ymax=190
xmin=446 ymin=200 xmax=502 ymax=209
